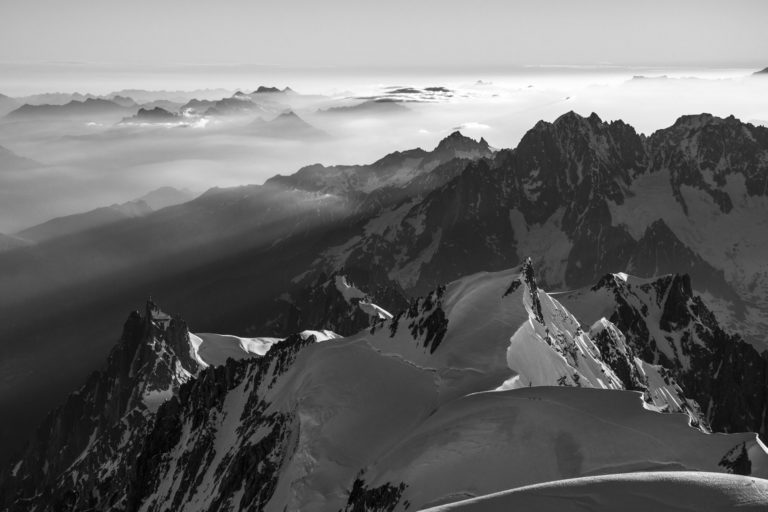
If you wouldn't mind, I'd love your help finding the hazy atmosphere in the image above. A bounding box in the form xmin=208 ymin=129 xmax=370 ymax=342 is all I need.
xmin=2 ymin=1 xmax=768 ymax=511
xmin=1 ymin=0 xmax=767 ymax=232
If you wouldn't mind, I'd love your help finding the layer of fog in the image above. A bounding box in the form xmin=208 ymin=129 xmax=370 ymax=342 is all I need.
xmin=0 ymin=68 xmax=766 ymax=233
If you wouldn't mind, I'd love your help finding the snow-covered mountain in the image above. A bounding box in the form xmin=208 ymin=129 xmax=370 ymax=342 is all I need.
xmin=2 ymin=261 xmax=764 ymax=511
xmin=3 ymin=112 xmax=768 ymax=478
xmin=557 ymin=272 xmax=768 ymax=438
xmin=295 ymin=112 xmax=768 ymax=350
xmin=4 ymin=98 xmax=131 ymax=119
xmin=0 ymin=300 xmax=338 ymax=511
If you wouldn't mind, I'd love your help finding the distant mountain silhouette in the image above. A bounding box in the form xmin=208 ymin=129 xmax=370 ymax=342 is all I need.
xmin=104 ymin=89 xmax=233 ymax=104
xmin=120 ymin=107 xmax=180 ymax=123
xmin=14 ymin=92 xmax=96 ymax=106
xmin=754 ymin=67 xmax=768 ymax=75
xmin=5 ymin=98 xmax=130 ymax=119
xmin=137 ymin=99 xmax=183 ymax=112
xmin=16 ymin=187 xmax=195 ymax=243
xmin=254 ymin=86 xmax=281 ymax=93
xmin=319 ymin=99 xmax=410 ymax=116
xmin=253 ymin=86 xmax=294 ymax=94
xmin=108 ymin=95 xmax=138 ymax=108
xmin=249 ymin=110 xmax=327 ymax=139
xmin=181 ymin=95 xmax=270 ymax=116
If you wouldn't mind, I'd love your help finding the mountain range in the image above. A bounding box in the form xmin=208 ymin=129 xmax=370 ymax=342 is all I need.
xmin=319 ymin=99 xmax=410 ymax=116
xmin=1 ymin=260 xmax=765 ymax=510
xmin=13 ymin=187 xmax=196 ymax=244
xmin=5 ymin=98 xmax=132 ymax=119
xmin=1 ymin=110 xmax=768 ymax=509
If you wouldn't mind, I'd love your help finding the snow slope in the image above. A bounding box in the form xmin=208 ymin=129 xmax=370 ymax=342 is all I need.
xmin=189 ymin=333 xmax=281 ymax=367
xmin=358 ymin=387 xmax=768 ymax=510
xmin=420 ymin=471 xmax=768 ymax=512
xmin=554 ymin=271 xmax=768 ymax=441
xmin=129 ymin=263 xmax=767 ymax=512
xmin=6 ymin=264 xmax=767 ymax=512
xmin=362 ymin=261 xmax=688 ymax=413
xmin=189 ymin=330 xmax=340 ymax=367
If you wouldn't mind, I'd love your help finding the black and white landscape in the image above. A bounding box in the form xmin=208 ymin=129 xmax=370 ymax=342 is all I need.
xmin=1 ymin=1 xmax=768 ymax=511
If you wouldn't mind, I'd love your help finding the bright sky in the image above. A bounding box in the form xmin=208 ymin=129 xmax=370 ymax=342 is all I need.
xmin=1 ymin=0 xmax=766 ymax=68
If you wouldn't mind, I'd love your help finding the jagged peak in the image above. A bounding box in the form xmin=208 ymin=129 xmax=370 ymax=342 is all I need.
xmin=592 ymin=270 xmax=689 ymax=294
xmin=502 ymin=258 xmax=545 ymax=324
xmin=550 ymin=110 xmax=604 ymax=127
xmin=386 ymin=283 xmax=448 ymax=353
xmin=589 ymin=316 xmax=621 ymax=336
xmin=435 ymin=130 xmax=463 ymax=144
xmin=276 ymin=109 xmax=299 ymax=119
xmin=433 ymin=130 xmax=490 ymax=154
xmin=254 ymin=86 xmax=282 ymax=94
xmin=517 ymin=110 xmax=638 ymax=157
xmin=145 ymin=298 xmax=171 ymax=324
xmin=665 ymin=113 xmax=745 ymax=132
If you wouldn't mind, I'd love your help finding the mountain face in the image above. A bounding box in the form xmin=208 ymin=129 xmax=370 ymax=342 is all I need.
xmin=295 ymin=112 xmax=768 ymax=349
xmin=558 ymin=272 xmax=768 ymax=438
xmin=0 ymin=301 xmax=202 ymax=510
xmin=15 ymin=187 xmax=195 ymax=243
xmin=2 ymin=113 xmax=768 ymax=474
xmin=270 ymin=271 xmax=398 ymax=336
xmin=1 ymin=263 xmax=765 ymax=511
xmin=0 ymin=132 xmax=493 ymax=465
xmin=266 ymin=131 xmax=492 ymax=198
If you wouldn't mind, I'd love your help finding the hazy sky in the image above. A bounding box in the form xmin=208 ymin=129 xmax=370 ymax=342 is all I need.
xmin=1 ymin=0 xmax=766 ymax=69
